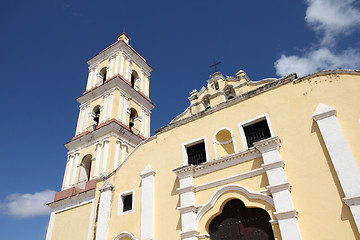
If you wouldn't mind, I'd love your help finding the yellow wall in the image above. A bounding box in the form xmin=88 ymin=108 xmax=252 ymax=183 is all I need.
xmin=51 ymin=202 xmax=93 ymax=240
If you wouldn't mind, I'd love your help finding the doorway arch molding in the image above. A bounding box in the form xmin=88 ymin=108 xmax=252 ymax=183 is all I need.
xmin=113 ymin=231 xmax=137 ymax=240
xmin=195 ymin=184 xmax=275 ymax=231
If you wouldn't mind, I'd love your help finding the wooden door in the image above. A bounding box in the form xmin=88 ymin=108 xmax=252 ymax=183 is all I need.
xmin=209 ymin=199 xmax=274 ymax=240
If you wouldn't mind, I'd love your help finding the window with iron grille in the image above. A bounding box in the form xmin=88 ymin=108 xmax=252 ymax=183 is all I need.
xmin=243 ymin=119 xmax=271 ymax=148
xmin=187 ymin=142 xmax=207 ymax=165
xmin=123 ymin=194 xmax=133 ymax=212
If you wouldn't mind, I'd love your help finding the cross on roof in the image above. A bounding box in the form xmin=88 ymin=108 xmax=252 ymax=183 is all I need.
xmin=210 ymin=60 xmax=221 ymax=72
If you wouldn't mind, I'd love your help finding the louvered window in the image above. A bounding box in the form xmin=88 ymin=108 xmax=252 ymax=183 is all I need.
xmin=244 ymin=119 xmax=271 ymax=148
xmin=187 ymin=142 xmax=206 ymax=165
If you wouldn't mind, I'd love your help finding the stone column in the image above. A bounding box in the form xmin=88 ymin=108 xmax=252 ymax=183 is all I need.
xmin=114 ymin=139 xmax=121 ymax=170
xmin=96 ymin=180 xmax=113 ymax=240
xmin=118 ymin=92 xmax=124 ymax=122
xmin=254 ymin=137 xmax=302 ymax=240
xmin=144 ymin=74 xmax=150 ymax=96
xmin=120 ymin=52 xmax=125 ymax=77
xmin=82 ymin=104 xmax=90 ymax=132
xmin=114 ymin=52 xmax=120 ymax=75
xmin=122 ymin=95 xmax=129 ymax=124
xmin=121 ymin=143 xmax=128 ymax=164
xmin=140 ymin=165 xmax=156 ymax=240
xmin=64 ymin=153 xmax=74 ymax=188
xmin=70 ymin=152 xmax=80 ymax=186
xmin=174 ymin=166 xmax=198 ymax=240
xmin=145 ymin=111 xmax=149 ymax=138
xmin=106 ymin=91 xmax=114 ymax=120
xmin=101 ymin=139 xmax=110 ymax=175
xmin=93 ymin=142 xmax=103 ymax=179
xmin=313 ymin=104 xmax=360 ymax=234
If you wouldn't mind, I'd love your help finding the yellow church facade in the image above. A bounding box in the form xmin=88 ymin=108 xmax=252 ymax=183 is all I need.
xmin=46 ymin=34 xmax=360 ymax=240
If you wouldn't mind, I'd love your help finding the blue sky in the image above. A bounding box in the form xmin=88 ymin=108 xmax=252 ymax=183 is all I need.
xmin=0 ymin=0 xmax=359 ymax=239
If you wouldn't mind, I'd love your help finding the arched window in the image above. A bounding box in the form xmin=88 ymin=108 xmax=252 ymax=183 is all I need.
xmin=92 ymin=105 xmax=101 ymax=126
xmin=209 ymin=199 xmax=274 ymax=240
xmin=202 ymin=94 xmax=211 ymax=110
xmin=130 ymin=70 xmax=139 ymax=89
xmin=223 ymin=85 xmax=236 ymax=100
xmin=99 ymin=67 xmax=107 ymax=85
xmin=214 ymin=129 xmax=235 ymax=158
xmin=77 ymin=154 xmax=93 ymax=189
xmin=129 ymin=108 xmax=138 ymax=131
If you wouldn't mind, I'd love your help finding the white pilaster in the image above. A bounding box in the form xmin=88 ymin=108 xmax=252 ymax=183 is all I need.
xmin=114 ymin=52 xmax=120 ymax=75
xmin=109 ymin=55 xmax=115 ymax=78
xmin=78 ymin=106 xmax=86 ymax=134
xmin=106 ymin=91 xmax=113 ymax=120
xmin=118 ymin=92 xmax=124 ymax=122
xmin=120 ymin=53 xmax=125 ymax=77
xmin=86 ymin=68 xmax=94 ymax=91
xmin=121 ymin=143 xmax=128 ymax=164
xmin=45 ymin=211 xmax=55 ymax=240
xmin=140 ymin=165 xmax=156 ymax=240
xmin=92 ymin=66 xmax=98 ymax=88
xmin=144 ymin=74 xmax=149 ymax=96
xmin=70 ymin=152 xmax=80 ymax=186
xmin=122 ymin=95 xmax=129 ymax=123
xmin=140 ymin=70 xmax=145 ymax=92
xmin=96 ymin=180 xmax=113 ymax=240
xmin=101 ymin=139 xmax=110 ymax=174
xmin=141 ymin=108 xmax=145 ymax=136
xmin=82 ymin=104 xmax=90 ymax=132
xmin=125 ymin=58 xmax=131 ymax=81
xmin=145 ymin=111 xmax=149 ymax=138
xmin=101 ymin=94 xmax=108 ymax=123
xmin=254 ymin=137 xmax=302 ymax=240
xmin=114 ymin=139 xmax=121 ymax=170
xmin=175 ymin=167 xmax=198 ymax=240
xmin=64 ymin=153 xmax=74 ymax=188
xmin=93 ymin=142 xmax=103 ymax=178
xmin=313 ymin=104 xmax=360 ymax=233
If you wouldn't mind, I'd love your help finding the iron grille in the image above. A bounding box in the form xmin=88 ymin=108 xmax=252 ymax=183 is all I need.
xmin=187 ymin=142 xmax=206 ymax=165
xmin=123 ymin=194 xmax=132 ymax=212
xmin=244 ymin=120 xmax=271 ymax=148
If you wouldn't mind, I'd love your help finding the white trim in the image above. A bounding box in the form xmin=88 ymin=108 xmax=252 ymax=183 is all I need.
xmin=182 ymin=137 xmax=209 ymax=166
xmin=194 ymin=167 xmax=265 ymax=192
xmin=113 ymin=231 xmax=138 ymax=240
xmin=118 ymin=190 xmax=135 ymax=216
xmin=238 ymin=113 xmax=274 ymax=150
xmin=96 ymin=181 xmax=113 ymax=240
xmin=195 ymin=184 xmax=274 ymax=227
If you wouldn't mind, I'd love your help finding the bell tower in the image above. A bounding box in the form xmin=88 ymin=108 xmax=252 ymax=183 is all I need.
xmin=61 ymin=33 xmax=154 ymax=191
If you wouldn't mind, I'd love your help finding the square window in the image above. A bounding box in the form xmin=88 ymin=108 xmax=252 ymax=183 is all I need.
xmin=243 ymin=119 xmax=271 ymax=148
xmin=122 ymin=194 xmax=133 ymax=212
xmin=186 ymin=142 xmax=207 ymax=165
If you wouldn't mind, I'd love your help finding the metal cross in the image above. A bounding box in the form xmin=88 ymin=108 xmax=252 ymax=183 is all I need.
xmin=210 ymin=60 xmax=221 ymax=72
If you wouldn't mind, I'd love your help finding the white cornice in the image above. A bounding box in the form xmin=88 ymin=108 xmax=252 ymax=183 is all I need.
xmin=87 ymin=41 xmax=152 ymax=74
xmin=312 ymin=103 xmax=336 ymax=121
xmin=77 ymin=75 xmax=154 ymax=111
xmin=274 ymin=209 xmax=298 ymax=220
xmin=253 ymin=136 xmax=281 ymax=153
xmin=343 ymin=195 xmax=360 ymax=206
xmin=64 ymin=120 xmax=143 ymax=151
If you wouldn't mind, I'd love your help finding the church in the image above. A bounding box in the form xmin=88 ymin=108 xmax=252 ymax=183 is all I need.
xmin=45 ymin=33 xmax=360 ymax=240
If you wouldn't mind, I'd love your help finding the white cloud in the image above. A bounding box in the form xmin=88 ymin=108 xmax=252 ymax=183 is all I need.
xmin=275 ymin=47 xmax=360 ymax=77
xmin=274 ymin=0 xmax=360 ymax=77
xmin=305 ymin=0 xmax=360 ymax=45
xmin=0 ymin=190 xmax=56 ymax=219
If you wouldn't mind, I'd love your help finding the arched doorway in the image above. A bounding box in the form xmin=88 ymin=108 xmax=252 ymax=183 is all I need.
xmin=209 ymin=199 xmax=274 ymax=240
